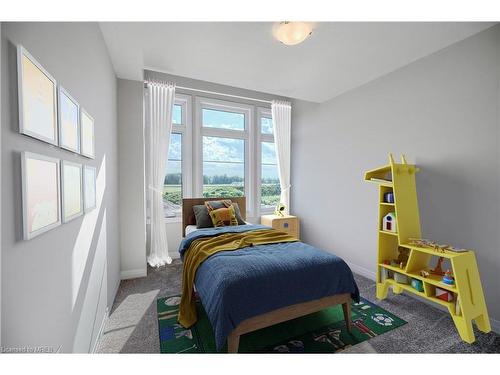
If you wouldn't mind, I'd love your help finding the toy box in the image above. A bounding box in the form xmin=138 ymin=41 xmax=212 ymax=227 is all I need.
xmin=411 ymin=278 xmax=424 ymax=292
xmin=435 ymin=287 xmax=454 ymax=302
xmin=394 ymin=273 xmax=408 ymax=284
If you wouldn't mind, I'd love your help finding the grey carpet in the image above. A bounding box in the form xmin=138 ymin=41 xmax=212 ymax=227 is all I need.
xmin=96 ymin=260 xmax=500 ymax=353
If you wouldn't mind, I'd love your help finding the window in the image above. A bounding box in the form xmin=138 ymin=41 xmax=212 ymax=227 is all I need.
xmin=259 ymin=110 xmax=280 ymax=210
xmin=261 ymin=116 xmax=274 ymax=135
xmin=163 ymin=94 xmax=192 ymax=218
xmin=202 ymin=108 xmax=245 ymax=131
xmin=261 ymin=141 xmax=280 ymax=209
xmin=197 ymin=98 xmax=252 ymax=208
xmin=203 ymin=136 xmax=245 ymax=198
xmin=172 ymin=104 xmax=182 ymax=125
xmin=164 ymin=133 xmax=182 ymax=217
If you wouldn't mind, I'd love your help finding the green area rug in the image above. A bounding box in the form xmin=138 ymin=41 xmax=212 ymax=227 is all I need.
xmin=157 ymin=295 xmax=406 ymax=353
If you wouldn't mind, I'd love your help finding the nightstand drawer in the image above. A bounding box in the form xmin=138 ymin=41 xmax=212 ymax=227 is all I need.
xmin=260 ymin=215 xmax=300 ymax=239
xmin=271 ymin=218 xmax=297 ymax=234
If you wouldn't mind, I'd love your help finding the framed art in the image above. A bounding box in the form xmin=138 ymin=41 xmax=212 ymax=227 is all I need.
xmin=83 ymin=165 xmax=97 ymax=212
xmin=80 ymin=109 xmax=95 ymax=159
xmin=21 ymin=152 xmax=61 ymax=240
xmin=61 ymin=160 xmax=84 ymax=223
xmin=58 ymin=86 xmax=80 ymax=153
xmin=17 ymin=45 xmax=58 ymax=145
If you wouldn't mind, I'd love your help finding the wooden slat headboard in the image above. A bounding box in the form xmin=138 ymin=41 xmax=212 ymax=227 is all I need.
xmin=182 ymin=197 xmax=247 ymax=237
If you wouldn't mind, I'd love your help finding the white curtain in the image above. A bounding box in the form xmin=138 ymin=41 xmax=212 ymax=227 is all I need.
xmin=271 ymin=100 xmax=292 ymax=214
xmin=147 ymin=80 xmax=175 ymax=267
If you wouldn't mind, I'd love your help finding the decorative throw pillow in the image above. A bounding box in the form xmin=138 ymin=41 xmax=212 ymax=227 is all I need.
xmin=208 ymin=204 xmax=238 ymax=227
xmin=205 ymin=200 xmax=246 ymax=225
xmin=193 ymin=205 xmax=214 ymax=229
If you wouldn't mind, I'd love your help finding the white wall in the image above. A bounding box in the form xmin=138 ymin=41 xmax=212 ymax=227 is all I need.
xmin=117 ymin=79 xmax=147 ymax=279
xmin=291 ymin=25 xmax=500 ymax=329
xmin=1 ymin=23 xmax=120 ymax=352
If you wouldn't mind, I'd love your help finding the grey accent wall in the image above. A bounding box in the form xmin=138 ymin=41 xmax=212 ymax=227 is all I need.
xmin=291 ymin=26 xmax=500 ymax=328
xmin=1 ymin=23 xmax=120 ymax=352
xmin=117 ymin=79 xmax=146 ymax=279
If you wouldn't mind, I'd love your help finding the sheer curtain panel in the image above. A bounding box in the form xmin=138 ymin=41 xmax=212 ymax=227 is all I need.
xmin=147 ymin=80 xmax=175 ymax=267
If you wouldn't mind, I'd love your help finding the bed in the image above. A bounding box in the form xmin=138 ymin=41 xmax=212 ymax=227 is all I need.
xmin=180 ymin=197 xmax=360 ymax=353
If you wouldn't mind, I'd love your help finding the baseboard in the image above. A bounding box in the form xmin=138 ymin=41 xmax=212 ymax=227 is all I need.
xmin=490 ymin=317 xmax=500 ymax=334
xmin=347 ymin=260 xmax=500 ymax=335
xmin=346 ymin=261 xmax=376 ymax=280
xmin=91 ymin=307 xmax=109 ymax=353
xmin=120 ymin=268 xmax=147 ymax=280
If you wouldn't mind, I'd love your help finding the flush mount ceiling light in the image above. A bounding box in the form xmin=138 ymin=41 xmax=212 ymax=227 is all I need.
xmin=274 ymin=22 xmax=313 ymax=46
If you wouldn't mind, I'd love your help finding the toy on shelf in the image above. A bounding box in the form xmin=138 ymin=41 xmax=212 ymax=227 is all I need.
xmin=420 ymin=270 xmax=430 ymax=278
xmin=408 ymin=238 xmax=468 ymax=254
xmin=442 ymin=270 xmax=455 ymax=285
xmin=382 ymin=212 xmax=397 ymax=233
xmin=395 ymin=247 xmax=409 ymax=268
xmin=411 ymin=278 xmax=424 ymax=292
xmin=383 ymin=192 xmax=394 ymax=203
xmin=436 ymin=287 xmax=454 ymax=302
xmin=430 ymin=257 xmax=445 ymax=276
xmin=380 ymin=267 xmax=389 ymax=282
xmin=394 ymin=273 xmax=408 ymax=284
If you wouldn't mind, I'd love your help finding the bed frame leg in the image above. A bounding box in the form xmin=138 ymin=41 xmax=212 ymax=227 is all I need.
xmin=227 ymin=332 xmax=240 ymax=353
xmin=342 ymin=301 xmax=352 ymax=333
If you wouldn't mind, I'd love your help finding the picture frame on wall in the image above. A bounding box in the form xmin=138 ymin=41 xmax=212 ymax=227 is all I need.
xmin=21 ymin=152 xmax=61 ymax=240
xmin=58 ymin=86 xmax=80 ymax=153
xmin=61 ymin=160 xmax=84 ymax=223
xmin=80 ymin=108 xmax=95 ymax=159
xmin=17 ymin=45 xmax=58 ymax=146
xmin=83 ymin=165 xmax=97 ymax=212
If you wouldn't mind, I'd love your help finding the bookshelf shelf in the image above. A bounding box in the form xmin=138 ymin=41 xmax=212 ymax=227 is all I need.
xmin=365 ymin=154 xmax=490 ymax=344
xmin=379 ymin=230 xmax=398 ymax=236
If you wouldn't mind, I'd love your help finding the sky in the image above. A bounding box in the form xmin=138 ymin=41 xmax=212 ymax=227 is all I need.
xmin=167 ymin=108 xmax=278 ymax=181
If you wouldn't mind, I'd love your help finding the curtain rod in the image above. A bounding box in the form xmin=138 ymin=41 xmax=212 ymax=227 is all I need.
xmin=144 ymin=81 xmax=273 ymax=105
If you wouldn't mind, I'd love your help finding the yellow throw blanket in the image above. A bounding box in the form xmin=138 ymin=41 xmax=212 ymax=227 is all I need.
xmin=178 ymin=229 xmax=298 ymax=328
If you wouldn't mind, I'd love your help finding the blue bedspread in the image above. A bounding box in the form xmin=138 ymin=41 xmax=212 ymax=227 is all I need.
xmin=178 ymin=225 xmax=360 ymax=351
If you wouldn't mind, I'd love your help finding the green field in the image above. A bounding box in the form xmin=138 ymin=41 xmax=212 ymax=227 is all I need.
xmin=163 ymin=184 xmax=280 ymax=208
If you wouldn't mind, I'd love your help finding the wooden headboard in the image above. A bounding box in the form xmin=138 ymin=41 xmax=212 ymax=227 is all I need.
xmin=182 ymin=197 xmax=247 ymax=237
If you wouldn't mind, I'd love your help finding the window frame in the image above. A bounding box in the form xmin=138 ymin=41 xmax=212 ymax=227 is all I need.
xmin=194 ymin=97 xmax=255 ymax=217
xmin=256 ymin=107 xmax=278 ymax=214
xmin=164 ymin=93 xmax=192 ymax=222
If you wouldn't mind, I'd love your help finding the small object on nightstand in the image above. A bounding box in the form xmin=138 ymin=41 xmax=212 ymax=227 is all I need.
xmin=274 ymin=203 xmax=286 ymax=217
xmin=261 ymin=214 xmax=300 ymax=240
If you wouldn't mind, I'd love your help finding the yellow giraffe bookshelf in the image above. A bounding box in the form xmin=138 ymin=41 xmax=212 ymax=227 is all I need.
xmin=364 ymin=154 xmax=490 ymax=343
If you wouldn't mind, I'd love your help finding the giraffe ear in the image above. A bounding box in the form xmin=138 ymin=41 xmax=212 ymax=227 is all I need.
xmin=401 ymin=154 xmax=408 ymax=164
xmin=389 ymin=153 xmax=395 ymax=165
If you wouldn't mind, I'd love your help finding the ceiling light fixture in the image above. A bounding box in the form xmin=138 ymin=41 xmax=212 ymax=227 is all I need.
xmin=274 ymin=22 xmax=313 ymax=46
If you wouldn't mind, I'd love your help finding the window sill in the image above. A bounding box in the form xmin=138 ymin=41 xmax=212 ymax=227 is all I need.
xmin=165 ymin=216 xmax=182 ymax=224
xmin=146 ymin=217 xmax=182 ymax=225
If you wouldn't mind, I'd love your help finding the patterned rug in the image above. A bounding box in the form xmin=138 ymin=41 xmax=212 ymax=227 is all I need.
xmin=157 ymin=295 xmax=406 ymax=353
